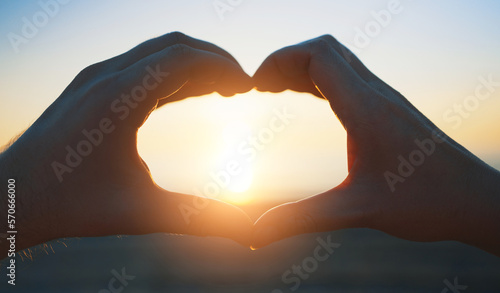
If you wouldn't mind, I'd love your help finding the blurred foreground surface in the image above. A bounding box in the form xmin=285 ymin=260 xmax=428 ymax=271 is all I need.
xmin=1 ymin=202 xmax=499 ymax=293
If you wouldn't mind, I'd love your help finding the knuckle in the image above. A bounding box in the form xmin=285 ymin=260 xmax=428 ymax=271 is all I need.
xmin=310 ymin=35 xmax=347 ymax=57
xmin=318 ymin=34 xmax=339 ymax=44
xmin=77 ymin=62 xmax=107 ymax=81
xmin=168 ymin=31 xmax=187 ymax=43
xmin=309 ymin=35 xmax=337 ymax=52
xmin=68 ymin=62 xmax=112 ymax=93
xmin=309 ymin=37 xmax=334 ymax=54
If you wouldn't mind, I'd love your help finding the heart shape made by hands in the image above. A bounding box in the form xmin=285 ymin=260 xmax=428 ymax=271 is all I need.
xmin=10 ymin=33 xmax=493 ymax=256
xmin=139 ymin=90 xmax=346 ymax=213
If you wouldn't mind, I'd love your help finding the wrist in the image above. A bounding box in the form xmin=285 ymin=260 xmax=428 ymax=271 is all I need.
xmin=1 ymin=142 xmax=60 ymax=254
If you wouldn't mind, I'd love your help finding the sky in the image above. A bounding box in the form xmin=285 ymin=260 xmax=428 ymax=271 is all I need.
xmin=1 ymin=0 xmax=499 ymax=205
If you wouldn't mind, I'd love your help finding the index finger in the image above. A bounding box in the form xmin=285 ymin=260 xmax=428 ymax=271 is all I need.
xmin=114 ymin=32 xmax=243 ymax=71
xmin=253 ymin=37 xmax=376 ymax=131
xmin=110 ymin=43 xmax=253 ymax=128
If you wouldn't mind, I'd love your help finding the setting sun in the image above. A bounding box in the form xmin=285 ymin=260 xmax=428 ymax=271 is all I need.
xmin=211 ymin=120 xmax=255 ymax=204
xmin=219 ymin=121 xmax=254 ymax=192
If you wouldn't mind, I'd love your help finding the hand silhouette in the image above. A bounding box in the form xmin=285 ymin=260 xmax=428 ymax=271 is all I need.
xmin=0 ymin=32 xmax=254 ymax=252
xmin=252 ymin=35 xmax=500 ymax=256
xmin=2 ymin=33 xmax=499 ymax=257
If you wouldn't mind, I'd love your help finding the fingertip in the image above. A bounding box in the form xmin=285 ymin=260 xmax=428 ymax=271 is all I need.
xmin=251 ymin=201 xmax=321 ymax=249
xmin=218 ymin=65 xmax=253 ymax=96
xmin=252 ymin=59 xmax=276 ymax=92
xmin=238 ymin=74 xmax=254 ymax=93
xmin=252 ymin=46 xmax=312 ymax=94
xmin=250 ymin=203 xmax=296 ymax=249
xmin=228 ymin=207 xmax=254 ymax=247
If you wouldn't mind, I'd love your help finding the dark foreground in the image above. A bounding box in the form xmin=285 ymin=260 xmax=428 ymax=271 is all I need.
xmin=1 ymin=202 xmax=499 ymax=293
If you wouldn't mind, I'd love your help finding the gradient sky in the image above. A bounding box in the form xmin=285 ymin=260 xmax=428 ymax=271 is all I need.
xmin=1 ymin=0 xmax=499 ymax=204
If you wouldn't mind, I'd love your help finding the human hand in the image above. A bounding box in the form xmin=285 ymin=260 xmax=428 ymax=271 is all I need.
xmin=251 ymin=35 xmax=500 ymax=255
xmin=0 ymin=32 xmax=254 ymax=253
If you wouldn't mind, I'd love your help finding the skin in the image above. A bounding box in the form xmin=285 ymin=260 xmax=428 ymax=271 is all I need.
xmin=251 ymin=35 xmax=500 ymax=256
xmin=0 ymin=32 xmax=255 ymax=254
xmin=1 ymin=32 xmax=499 ymax=258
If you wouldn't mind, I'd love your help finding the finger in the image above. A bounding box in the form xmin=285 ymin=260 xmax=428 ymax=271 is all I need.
xmin=317 ymin=35 xmax=379 ymax=85
xmin=253 ymin=44 xmax=322 ymax=97
xmin=114 ymin=44 xmax=253 ymax=127
xmin=139 ymin=188 xmax=253 ymax=247
xmin=111 ymin=31 xmax=242 ymax=71
xmin=254 ymin=35 xmax=369 ymax=96
xmin=156 ymin=82 xmax=218 ymax=106
xmin=156 ymin=81 xmax=234 ymax=107
xmin=253 ymin=37 xmax=378 ymax=130
xmin=251 ymin=186 xmax=369 ymax=249
xmin=70 ymin=32 xmax=246 ymax=92
xmin=317 ymin=35 xmax=418 ymax=110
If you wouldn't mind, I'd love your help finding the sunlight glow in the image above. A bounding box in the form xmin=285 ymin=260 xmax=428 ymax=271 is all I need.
xmin=213 ymin=121 xmax=254 ymax=204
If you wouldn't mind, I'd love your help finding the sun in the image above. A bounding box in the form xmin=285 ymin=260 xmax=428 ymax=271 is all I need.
xmin=211 ymin=120 xmax=255 ymax=204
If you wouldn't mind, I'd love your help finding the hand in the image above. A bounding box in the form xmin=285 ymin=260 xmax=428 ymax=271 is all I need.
xmin=252 ymin=35 xmax=500 ymax=255
xmin=0 ymin=32 xmax=254 ymax=253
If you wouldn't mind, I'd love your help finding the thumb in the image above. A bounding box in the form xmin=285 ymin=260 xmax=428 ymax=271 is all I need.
xmin=137 ymin=187 xmax=254 ymax=247
xmin=251 ymin=186 xmax=368 ymax=249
